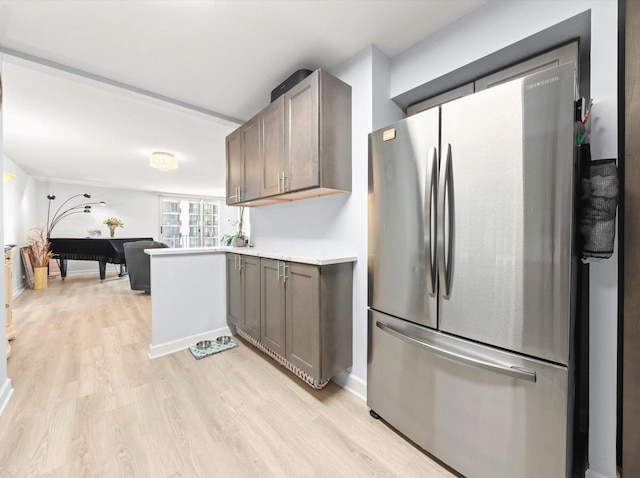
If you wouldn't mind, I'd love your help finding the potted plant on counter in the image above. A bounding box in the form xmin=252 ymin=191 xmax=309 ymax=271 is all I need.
xmin=26 ymin=227 xmax=54 ymax=289
xmin=222 ymin=207 xmax=247 ymax=247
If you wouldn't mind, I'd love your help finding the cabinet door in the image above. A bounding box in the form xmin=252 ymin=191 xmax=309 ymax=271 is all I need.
xmin=261 ymin=97 xmax=285 ymax=197
xmin=241 ymin=255 xmax=261 ymax=340
xmin=226 ymin=254 xmax=242 ymax=326
xmin=285 ymin=73 xmax=319 ymax=192
xmin=260 ymin=259 xmax=286 ymax=356
xmin=285 ymin=263 xmax=320 ymax=378
xmin=242 ymin=115 xmax=261 ymax=202
xmin=226 ymin=128 xmax=242 ymax=205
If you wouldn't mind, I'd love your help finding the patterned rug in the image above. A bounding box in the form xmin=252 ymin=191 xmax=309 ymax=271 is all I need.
xmin=189 ymin=337 xmax=238 ymax=360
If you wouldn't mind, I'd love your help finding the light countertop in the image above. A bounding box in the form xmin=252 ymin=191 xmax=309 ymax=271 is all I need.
xmin=145 ymin=246 xmax=357 ymax=266
xmin=145 ymin=246 xmax=228 ymax=257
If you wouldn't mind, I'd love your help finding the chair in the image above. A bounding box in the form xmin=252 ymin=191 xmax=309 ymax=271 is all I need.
xmin=123 ymin=241 xmax=169 ymax=293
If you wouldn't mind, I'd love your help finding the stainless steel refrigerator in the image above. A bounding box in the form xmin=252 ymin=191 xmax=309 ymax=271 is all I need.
xmin=368 ymin=63 xmax=577 ymax=477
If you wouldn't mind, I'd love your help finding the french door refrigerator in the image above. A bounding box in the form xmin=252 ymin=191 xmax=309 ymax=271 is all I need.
xmin=368 ymin=63 xmax=577 ymax=478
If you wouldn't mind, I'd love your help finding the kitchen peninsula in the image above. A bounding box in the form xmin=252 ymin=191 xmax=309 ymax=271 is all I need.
xmin=145 ymin=246 xmax=356 ymax=366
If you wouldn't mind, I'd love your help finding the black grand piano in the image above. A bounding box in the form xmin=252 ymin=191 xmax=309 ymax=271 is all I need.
xmin=49 ymin=237 xmax=153 ymax=281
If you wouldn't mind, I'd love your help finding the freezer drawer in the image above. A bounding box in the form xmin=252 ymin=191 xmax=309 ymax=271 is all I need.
xmin=367 ymin=310 xmax=571 ymax=478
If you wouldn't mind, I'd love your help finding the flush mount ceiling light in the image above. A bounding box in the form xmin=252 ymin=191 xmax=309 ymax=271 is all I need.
xmin=149 ymin=151 xmax=178 ymax=172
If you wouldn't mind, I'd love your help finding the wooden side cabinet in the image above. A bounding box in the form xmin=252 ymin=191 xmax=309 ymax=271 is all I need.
xmin=234 ymin=253 xmax=353 ymax=387
xmin=226 ymin=253 xmax=261 ymax=341
xmin=5 ymin=247 xmax=15 ymax=358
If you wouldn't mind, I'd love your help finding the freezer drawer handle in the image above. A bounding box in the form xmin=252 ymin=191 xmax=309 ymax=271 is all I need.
xmin=376 ymin=321 xmax=537 ymax=383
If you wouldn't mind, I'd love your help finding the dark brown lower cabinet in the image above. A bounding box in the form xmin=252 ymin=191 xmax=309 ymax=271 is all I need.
xmin=226 ymin=253 xmax=261 ymax=340
xmin=260 ymin=258 xmax=286 ymax=356
xmin=226 ymin=253 xmax=242 ymax=326
xmin=229 ymin=253 xmax=353 ymax=385
xmin=285 ymin=262 xmax=320 ymax=377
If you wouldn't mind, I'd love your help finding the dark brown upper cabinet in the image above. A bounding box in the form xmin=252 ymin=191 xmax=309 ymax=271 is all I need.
xmin=225 ymin=69 xmax=351 ymax=207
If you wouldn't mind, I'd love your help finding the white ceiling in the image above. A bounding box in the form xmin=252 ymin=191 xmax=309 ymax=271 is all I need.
xmin=0 ymin=0 xmax=488 ymax=197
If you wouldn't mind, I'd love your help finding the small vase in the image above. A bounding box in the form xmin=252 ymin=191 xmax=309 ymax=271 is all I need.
xmin=233 ymin=235 xmax=246 ymax=247
xmin=109 ymin=226 xmax=116 ymax=238
xmin=34 ymin=266 xmax=48 ymax=290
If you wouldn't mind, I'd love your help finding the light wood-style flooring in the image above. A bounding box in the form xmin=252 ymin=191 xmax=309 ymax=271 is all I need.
xmin=0 ymin=271 xmax=456 ymax=477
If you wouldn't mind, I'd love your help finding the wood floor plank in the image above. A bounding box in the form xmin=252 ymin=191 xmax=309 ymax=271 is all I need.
xmin=0 ymin=271 xmax=458 ymax=477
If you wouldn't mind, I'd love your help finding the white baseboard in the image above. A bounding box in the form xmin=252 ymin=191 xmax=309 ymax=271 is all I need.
xmin=586 ymin=470 xmax=616 ymax=478
xmin=13 ymin=284 xmax=27 ymax=299
xmin=148 ymin=326 xmax=233 ymax=360
xmin=0 ymin=378 xmax=14 ymax=417
xmin=332 ymin=370 xmax=367 ymax=401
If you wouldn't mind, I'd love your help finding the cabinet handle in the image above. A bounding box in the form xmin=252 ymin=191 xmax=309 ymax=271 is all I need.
xmin=283 ymin=263 xmax=290 ymax=281
xmin=238 ymin=255 xmax=243 ymax=271
xmin=277 ymin=261 xmax=282 ymax=282
xmin=282 ymin=172 xmax=288 ymax=192
xmin=277 ymin=173 xmax=282 ymax=193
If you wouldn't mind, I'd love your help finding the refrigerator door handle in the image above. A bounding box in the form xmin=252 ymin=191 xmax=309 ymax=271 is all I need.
xmin=437 ymin=143 xmax=455 ymax=299
xmin=376 ymin=320 xmax=537 ymax=383
xmin=425 ymin=147 xmax=438 ymax=295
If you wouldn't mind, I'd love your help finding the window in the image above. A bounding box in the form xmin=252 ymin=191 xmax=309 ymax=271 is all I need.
xmin=159 ymin=196 xmax=220 ymax=248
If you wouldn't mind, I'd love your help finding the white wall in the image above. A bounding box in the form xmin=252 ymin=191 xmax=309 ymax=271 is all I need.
xmin=3 ymin=156 xmax=37 ymax=294
xmin=30 ymin=181 xmax=238 ymax=274
xmin=372 ymin=46 xmax=404 ymax=130
xmin=149 ymin=251 xmax=227 ymax=354
xmin=0 ymin=56 xmax=9 ymax=409
xmin=390 ymin=2 xmax=617 ymax=477
xmin=35 ymin=181 xmax=159 ymax=274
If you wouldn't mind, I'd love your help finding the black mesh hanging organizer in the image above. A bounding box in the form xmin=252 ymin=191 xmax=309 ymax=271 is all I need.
xmin=579 ymin=144 xmax=619 ymax=261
